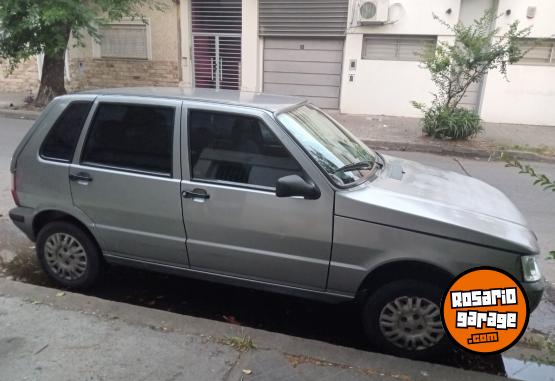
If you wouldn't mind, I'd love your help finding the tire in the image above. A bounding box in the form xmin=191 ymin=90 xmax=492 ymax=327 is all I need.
xmin=362 ymin=279 xmax=450 ymax=360
xmin=36 ymin=221 xmax=102 ymax=289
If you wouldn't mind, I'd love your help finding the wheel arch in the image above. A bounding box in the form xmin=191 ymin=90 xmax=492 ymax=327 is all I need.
xmin=356 ymin=260 xmax=454 ymax=301
xmin=32 ymin=209 xmax=102 ymax=255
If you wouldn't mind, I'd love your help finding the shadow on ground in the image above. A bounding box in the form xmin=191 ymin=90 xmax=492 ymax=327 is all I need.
xmin=0 ymin=245 xmax=506 ymax=376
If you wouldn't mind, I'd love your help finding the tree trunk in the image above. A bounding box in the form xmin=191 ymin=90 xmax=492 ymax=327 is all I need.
xmin=35 ymin=50 xmax=67 ymax=107
xmin=35 ymin=25 xmax=72 ymax=107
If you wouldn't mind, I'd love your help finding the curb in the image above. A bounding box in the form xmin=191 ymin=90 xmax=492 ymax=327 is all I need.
xmin=0 ymin=108 xmax=40 ymax=120
xmin=0 ymin=277 xmax=507 ymax=381
xmin=364 ymin=139 xmax=555 ymax=164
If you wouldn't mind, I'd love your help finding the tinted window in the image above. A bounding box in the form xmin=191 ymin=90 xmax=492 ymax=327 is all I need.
xmin=82 ymin=103 xmax=174 ymax=175
xmin=40 ymin=101 xmax=92 ymax=161
xmin=189 ymin=110 xmax=302 ymax=188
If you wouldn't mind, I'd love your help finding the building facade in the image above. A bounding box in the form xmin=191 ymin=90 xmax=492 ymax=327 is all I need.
xmin=1 ymin=0 xmax=554 ymax=126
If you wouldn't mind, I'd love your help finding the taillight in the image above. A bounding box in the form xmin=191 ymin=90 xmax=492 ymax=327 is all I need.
xmin=11 ymin=172 xmax=20 ymax=206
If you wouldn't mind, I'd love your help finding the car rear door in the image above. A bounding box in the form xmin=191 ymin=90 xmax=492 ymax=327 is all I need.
xmin=180 ymin=102 xmax=334 ymax=290
xmin=69 ymin=96 xmax=188 ymax=266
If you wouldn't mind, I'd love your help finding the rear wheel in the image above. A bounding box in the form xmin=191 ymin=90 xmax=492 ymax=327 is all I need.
xmin=36 ymin=221 xmax=101 ymax=289
xmin=362 ymin=279 xmax=449 ymax=359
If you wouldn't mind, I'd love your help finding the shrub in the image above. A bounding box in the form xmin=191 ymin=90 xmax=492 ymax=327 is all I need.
xmin=412 ymin=9 xmax=530 ymax=140
xmin=419 ymin=104 xmax=482 ymax=140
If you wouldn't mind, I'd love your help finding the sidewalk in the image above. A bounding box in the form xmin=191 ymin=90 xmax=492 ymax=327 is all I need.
xmin=328 ymin=111 xmax=555 ymax=162
xmin=0 ymin=278 xmax=505 ymax=381
xmin=0 ymin=91 xmax=26 ymax=109
xmin=1 ymin=90 xmax=555 ymax=162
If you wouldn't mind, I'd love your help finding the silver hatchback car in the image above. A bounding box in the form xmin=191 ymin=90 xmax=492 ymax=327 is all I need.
xmin=9 ymin=88 xmax=544 ymax=359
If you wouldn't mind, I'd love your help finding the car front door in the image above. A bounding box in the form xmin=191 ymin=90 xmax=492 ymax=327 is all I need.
xmin=180 ymin=104 xmax=334 ymax=290
xmin=70 ymin=96 xmax=188 ymax=266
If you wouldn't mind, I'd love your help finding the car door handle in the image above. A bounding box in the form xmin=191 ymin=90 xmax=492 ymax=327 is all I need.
xmin=69 ymin=173 xmax=93 ymax=182
xmin=182 ymin=189 xmax=210 ymax=200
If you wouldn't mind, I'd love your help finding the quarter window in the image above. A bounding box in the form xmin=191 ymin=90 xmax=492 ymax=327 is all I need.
xmin=189 ymin=110 xmax=302 ymax=188
xmin=81 ymin=103 xmax=174 ymax=175
xmin=40 ymin=101 xmax=93 ymax=161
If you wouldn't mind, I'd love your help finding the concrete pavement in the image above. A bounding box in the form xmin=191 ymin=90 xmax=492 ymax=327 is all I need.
xmin=328 ymin=111 xmax=555 ymax=163
xmin=0 ymin=91 xmax=26 ymax=109
xmin=0 ymin=278 xmax=506 ymax=381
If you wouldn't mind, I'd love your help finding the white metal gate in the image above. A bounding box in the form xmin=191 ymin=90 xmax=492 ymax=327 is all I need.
xmin=191 ymin=0 xmax=242 ymax=90
xmin=192 ymin=34 xmax=241 ymax=89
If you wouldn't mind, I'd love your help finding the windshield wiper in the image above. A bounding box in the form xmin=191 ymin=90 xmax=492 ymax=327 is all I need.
xmin=332 ymin=161 xmax=374 ymax=174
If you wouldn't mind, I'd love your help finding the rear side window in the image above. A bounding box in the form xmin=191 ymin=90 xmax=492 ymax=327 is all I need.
xmin=81 ymin=103 xmax=175 ymax=175
xmin=40 ymin=101 xmax=93 ymax=161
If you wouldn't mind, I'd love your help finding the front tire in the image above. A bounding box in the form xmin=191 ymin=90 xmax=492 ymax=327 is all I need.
xmin=36 ymin=221 xmax=101 ymax=289
xmin=362 ymin=279 xmax=449 ymax=360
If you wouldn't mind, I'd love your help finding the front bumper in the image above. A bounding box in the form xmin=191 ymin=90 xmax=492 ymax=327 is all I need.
xmin=8 ymin=206 xmax=35 ymax=241
xmin=522 ymin=278 xmax=545 ymax=312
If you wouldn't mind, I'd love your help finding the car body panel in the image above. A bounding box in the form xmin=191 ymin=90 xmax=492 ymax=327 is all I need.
xmin=335 ymin=155 xmax=539 ymax=256
xmin=179 ymin=102 xmax=334 ymax=289
xmin=328 ymin=215 xmax=524 ymax=294
xmin=69 ymin=96 xmax=188 ymax=266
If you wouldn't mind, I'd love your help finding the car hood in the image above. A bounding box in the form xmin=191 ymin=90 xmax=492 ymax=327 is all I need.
xmin=334 ymin=155 xmax=539 ymax=254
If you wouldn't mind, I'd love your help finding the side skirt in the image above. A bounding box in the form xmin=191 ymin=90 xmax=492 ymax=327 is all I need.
xmin=103 ymin=252 xmax=354 ymax=304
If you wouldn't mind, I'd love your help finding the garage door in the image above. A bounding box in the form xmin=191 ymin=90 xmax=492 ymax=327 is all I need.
xmin=263 ymin=38 xmax=343 ymax=109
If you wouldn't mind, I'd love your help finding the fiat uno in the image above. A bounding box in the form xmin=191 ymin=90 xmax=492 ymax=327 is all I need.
xmin=9 ymin=88 xmax=544 ymax=358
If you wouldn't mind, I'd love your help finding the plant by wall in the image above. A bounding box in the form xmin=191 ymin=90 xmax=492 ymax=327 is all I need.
xmin=413 ymin=9 xmax=530 ymax=140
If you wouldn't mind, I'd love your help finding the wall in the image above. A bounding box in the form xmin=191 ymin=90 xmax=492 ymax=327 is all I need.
xmin=339 ymin=0 xmax=555 ymax=125
xmin=339 ymin=0 xmax=460 ymax=116
xmin=340 ymin=34 xmax=440 ymax=117
xmin=68 ymin=0 xmax=180 ymax=91
xmin=479 ymin=0 xmax=555 ymax=125
xmin=67 ymin=60 xmax=179 ymax=91
xmin=0 ymin=58 xmax=39 ymax=93
xmin=241 ymin=0 xmax=260 ymax=92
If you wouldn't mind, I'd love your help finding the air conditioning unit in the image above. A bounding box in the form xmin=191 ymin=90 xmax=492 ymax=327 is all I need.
xmin=358 ymin=0 xmax=389 ymax=25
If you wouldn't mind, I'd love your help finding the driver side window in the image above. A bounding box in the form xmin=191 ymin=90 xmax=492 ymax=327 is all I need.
xmin=188 ymin=110 xmax=302 ymax=188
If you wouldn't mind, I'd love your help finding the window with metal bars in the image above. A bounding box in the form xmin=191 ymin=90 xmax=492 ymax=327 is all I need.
xmin=362 ymin=35 xmax=437 ymax=61
xmin=99 ymin=23 xmax=149 ymax=59
xmin=516 ymin=39 xmax=555 ymax=66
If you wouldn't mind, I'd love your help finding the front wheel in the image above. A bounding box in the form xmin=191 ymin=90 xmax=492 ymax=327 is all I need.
xmin=362 ymin=279 xmax=449 ymax=359
xmin=36 ymin=221 xmax=102 ymax=289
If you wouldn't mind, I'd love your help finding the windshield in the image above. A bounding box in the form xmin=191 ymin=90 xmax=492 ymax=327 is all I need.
xmin=277 ymin=105 xmax=377 ymax=186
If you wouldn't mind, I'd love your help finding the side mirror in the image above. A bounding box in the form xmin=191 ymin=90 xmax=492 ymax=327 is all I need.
xmin=275 ymin=175 xmax=320 ymax=200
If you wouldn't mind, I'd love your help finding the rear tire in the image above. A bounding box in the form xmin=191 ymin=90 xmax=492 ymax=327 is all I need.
xmin=36 ymin=221 xmax=101 ymax=289
xmin=362 ymin=279 xmax=450 ymax=360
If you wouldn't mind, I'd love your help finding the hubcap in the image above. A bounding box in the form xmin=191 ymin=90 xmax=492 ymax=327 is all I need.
xmin=44 ymin=233 xmax=87 ymax=281
xmin=378 ymin=296 xmax=444 ymax=351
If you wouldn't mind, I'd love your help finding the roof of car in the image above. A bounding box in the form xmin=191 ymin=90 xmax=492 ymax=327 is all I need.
xmin=77 ymin=87 xmax=306 ymax=113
